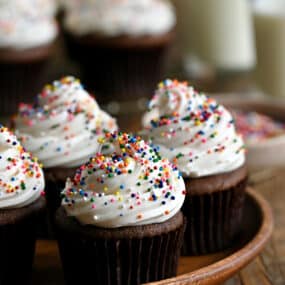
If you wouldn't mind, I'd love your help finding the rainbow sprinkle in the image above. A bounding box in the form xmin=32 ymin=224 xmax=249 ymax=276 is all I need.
xmin=0 ymin=125 xmax=44 ymax=195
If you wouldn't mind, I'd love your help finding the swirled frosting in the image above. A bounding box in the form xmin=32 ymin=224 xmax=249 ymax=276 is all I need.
xmin=0 ymin=0 xmax=58 ymax=49
xmin=0 ymin=126 xmax=44 ymax=209
xmin=61 ymin=132 xmax=185 ymax=227
xmin=141 ymin=79 xmax=246 ymax=178
xmin=13 ymin=76 xmax=117 ymax=169
xmin=63 ymin=0 xmax=175 ymax=36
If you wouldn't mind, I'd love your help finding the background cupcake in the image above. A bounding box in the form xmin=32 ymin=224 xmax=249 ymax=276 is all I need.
xmin=62 ymin=0 xmax=176 ymax=103
xmin=0 ymin=125 xmax=45 ymax=284
xmin=56 ymin=132 xmax=186 ymax=285
xmin=141 ymin=79 xmax=247 ymax=255
xmin=0 ymin=0 xmax=58 ymax=116
xmin=13 ymin=76 xmax=117 ymax=221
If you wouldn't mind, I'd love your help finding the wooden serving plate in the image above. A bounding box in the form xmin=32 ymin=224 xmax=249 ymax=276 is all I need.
xmin=32 ymin=188 xmax=273 ymax=285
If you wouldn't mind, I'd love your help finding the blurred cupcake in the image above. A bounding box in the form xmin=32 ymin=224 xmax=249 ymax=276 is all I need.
xmin=141 ymin=79 xmax=247 ymax=255
xmin=56 ymin=132 xmax=186 ymax=285
xmin=62 ymin=0 xmax=176 ymax=103
xmin=0 ymin=125 xmax=45 ymax=284
xmin=13 ymin=76 xmax=117 ymax=219
xmin=0 ymin=0 xmax=58 ymax=116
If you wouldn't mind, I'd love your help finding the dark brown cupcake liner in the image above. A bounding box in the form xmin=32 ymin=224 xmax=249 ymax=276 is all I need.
xmin=0 ymin=60 xmax=50 ymax=117
xmin=55 ymin=210 xmax=185 ymax=285
xmin=0 ymin=197 xmax=46 ymax=285
xmin=182 ymin=179 xmax=247 ymax=255
xmin=64 ymin=33 xmax=173 ymax=103
xmin=38 ymin=167 xmax=75 ymax=238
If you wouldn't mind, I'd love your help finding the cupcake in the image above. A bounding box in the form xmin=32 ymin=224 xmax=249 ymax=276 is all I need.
xmin=62 ymin=0 xmax=176 ymax=103
xmin=13 ymin=76 xmax=117 ymax=220
xmin=141 ymin=79 xmax=247 ymax=255
xmin=55 ymin=132 xmax=186 ymax=285
xmin=0 ymin=0 xmax=58 ymax=116
xmin=0 ymin=125 xmax=45 ymax=284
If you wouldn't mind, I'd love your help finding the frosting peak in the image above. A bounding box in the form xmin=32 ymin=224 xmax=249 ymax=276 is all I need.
xmin=141 ymin=79 xmax=246 ymax=177
xmin=0 ymin=126 xmax=44 ymax=209
xmin=61 ymin=132 xmax=186 ymax=227
xmin=14 ymin=76 xmax=117 ymax=168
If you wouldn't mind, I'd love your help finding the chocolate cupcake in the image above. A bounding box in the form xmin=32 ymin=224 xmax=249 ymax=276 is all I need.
xmin=141 ymin=79 xmax=247 ymax=255
xmin=12 ymin=76 xmax=117 ymax=229
xmin=0 ymin=0 xmax=58 ymax=116
xmin=55 ymin=132 xmax=186 ymax=285
xmin=0 ymin=126 xmax=45 ymax=284
xmin=61 ymin=0 xmax=176 ymax=103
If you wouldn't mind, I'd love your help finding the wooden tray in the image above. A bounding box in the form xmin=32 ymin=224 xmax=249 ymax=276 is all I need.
xmin=31 ymin=188 xmax=273 ymax=285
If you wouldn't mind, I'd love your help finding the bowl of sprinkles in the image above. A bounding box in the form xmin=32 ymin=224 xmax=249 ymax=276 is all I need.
xmin=220 ymin=98 xmax=285 ymax=169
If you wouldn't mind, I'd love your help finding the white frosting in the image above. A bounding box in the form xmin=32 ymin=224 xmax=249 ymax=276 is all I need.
xmin=141 ymin=79 xmax=245 ymax=178
xmin=14 ymin=76 xmax=117 ymax=169
xmin=61 ymin=133 xmax=185 ymax=227
xmin=63 ymin=0 xmax=176 ymax=36
xmin=0 ymin=126 xmax=44 ymax=209
xmin=0 ymin=0 xmax=58 ymax=49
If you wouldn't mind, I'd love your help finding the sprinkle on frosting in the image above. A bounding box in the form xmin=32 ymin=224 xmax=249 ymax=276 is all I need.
xmin=141 ymin=79 xmax=246 ymax=177
xmin=13 ymin=76 xmax=117 ymax=168
xmin=232 ymin=110 xmax=285 ymax=143
xmin=0 ymin=125 xmax=44 ymax=209
xmin=61 ymin=132 xmax=185 ymax=228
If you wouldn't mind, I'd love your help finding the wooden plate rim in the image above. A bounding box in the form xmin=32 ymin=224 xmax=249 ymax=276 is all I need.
xmin=145 ymin=187 xmax=274 ymax=285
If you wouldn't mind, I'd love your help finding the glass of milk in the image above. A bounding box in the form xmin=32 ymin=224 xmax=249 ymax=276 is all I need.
xmin=253 ymin=0 xmax=285 ymax=97
xmin=172 ymin=0 xmax=256 ymax=73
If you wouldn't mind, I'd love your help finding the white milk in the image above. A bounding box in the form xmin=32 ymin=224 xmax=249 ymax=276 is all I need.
xmin=254 ymin=0 xmax=285 ymax=97
xmin=172 ymin=0 xmax=256 ymax=71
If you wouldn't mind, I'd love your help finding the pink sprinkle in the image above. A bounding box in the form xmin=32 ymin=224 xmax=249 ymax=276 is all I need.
xmin=68 ymin=114 xmax=74 ymax=121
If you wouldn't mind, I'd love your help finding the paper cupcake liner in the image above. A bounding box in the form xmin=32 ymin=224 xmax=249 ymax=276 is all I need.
xmin=45 ymin=178 xmax=65 ymax=218
xmin=0 ymin=61 xmax=49 ymax=116
xmin=65 ymin=36 xmax=171 ymax=103
xmin=39 ymin=168 xmax=75 ymax=238
xmin=182 ymin=179 xmax=247 ymax=255
xmin=0 ymin=197 xmax=46 ymax=285
xmin=56 ymin=214 xmax=185 ymax=285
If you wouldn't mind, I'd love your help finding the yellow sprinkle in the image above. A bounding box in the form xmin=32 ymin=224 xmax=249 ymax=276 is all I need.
xmin=97 ymin=137 xmax=105 ymax=144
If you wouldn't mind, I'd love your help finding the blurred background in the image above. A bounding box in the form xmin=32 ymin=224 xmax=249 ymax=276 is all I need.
xmin=2 ymin=0 xmax=285 ymax=112
xmin=39 ymin=0 xmax=285 ymax=112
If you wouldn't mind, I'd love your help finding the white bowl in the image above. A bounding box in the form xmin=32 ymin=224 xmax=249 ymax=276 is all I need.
xmin=218 ymin=97 xmax=285 ymax=170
